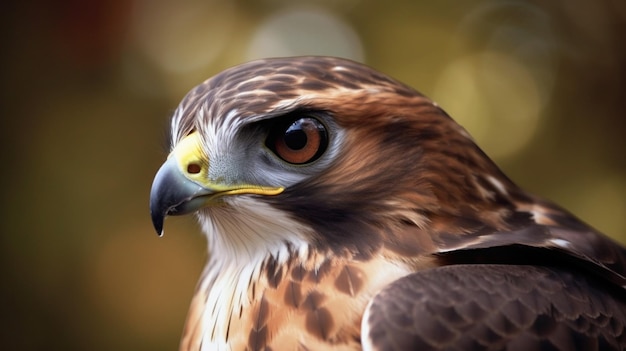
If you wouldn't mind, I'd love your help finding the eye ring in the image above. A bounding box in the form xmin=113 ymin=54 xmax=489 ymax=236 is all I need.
xmin=267 ymin=116 xmax=328 ymax=164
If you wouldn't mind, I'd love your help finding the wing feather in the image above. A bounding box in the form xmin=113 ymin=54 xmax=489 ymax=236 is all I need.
xmin=363 ymin=265 xmax=626 ymax=351
xmin=433 ymin=203 xmax=626 ymax=288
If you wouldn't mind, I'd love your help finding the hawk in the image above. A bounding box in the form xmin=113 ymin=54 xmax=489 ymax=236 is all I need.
xmin=149 ymin=56 xmax=626 ymax=350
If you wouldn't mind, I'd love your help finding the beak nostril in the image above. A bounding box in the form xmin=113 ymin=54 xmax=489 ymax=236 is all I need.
xmin=187 ymin=163 xmax=201 ymax=174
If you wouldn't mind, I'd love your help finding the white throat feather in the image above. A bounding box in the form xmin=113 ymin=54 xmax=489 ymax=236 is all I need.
xmin=193 ymin=196 xmax=312 ymax=348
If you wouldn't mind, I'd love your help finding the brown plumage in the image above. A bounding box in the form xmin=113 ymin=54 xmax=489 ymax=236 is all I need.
xmin=149 ymin=56 xmax=626 ymax=350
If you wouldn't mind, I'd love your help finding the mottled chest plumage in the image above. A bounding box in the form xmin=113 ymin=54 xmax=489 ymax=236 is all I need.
xmin=180 ymin=252 xmax=413 ymax=351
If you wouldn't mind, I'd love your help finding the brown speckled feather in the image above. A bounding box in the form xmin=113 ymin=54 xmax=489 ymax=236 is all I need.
xmin=149 ymin=56 xmax=626 ymax=351
xmin=364 ymin=265 xmax=626 ymax=351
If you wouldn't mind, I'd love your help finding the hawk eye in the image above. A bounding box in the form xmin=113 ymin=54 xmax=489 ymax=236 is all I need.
xmin=268 ymin=117 xmax=328 ymax=164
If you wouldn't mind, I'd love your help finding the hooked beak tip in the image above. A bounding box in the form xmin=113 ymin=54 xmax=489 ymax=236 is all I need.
xmin=151 ymin=211 xmax=165 ymax=236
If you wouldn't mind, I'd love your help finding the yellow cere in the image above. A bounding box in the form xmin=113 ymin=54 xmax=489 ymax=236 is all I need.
xmin=171 ymin=131 xmax=209 ymax=184
xmin=171 ymin=131 xmax=285 ymax=197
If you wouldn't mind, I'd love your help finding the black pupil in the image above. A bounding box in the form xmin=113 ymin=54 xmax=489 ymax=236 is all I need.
xmin=284 ymin=121 xmax=308 ymax=150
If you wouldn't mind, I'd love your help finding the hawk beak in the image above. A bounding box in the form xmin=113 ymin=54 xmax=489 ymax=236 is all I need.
xmin=149 ymin=131 xmax=284 ymax=236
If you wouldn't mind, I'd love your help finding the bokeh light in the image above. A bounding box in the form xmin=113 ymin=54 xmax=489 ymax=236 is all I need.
xmin=433 ymin=51 xmax=543 ymax=159
xmin=131 ymin=0 xmax=236 ymax=74
xmin=245 ymin=5 xmax=364 ymax=61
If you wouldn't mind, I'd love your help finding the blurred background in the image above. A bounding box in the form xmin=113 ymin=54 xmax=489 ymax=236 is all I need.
xmin=1 ymin=0 xmax=624 ymax=349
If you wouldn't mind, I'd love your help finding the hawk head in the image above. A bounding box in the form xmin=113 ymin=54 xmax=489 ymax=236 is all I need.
xmin=150 ymin=56 xmax=540 ymax=262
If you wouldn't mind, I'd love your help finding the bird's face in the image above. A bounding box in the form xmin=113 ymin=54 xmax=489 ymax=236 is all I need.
xmin=150 ymin=56 xmax=517 ymax=261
